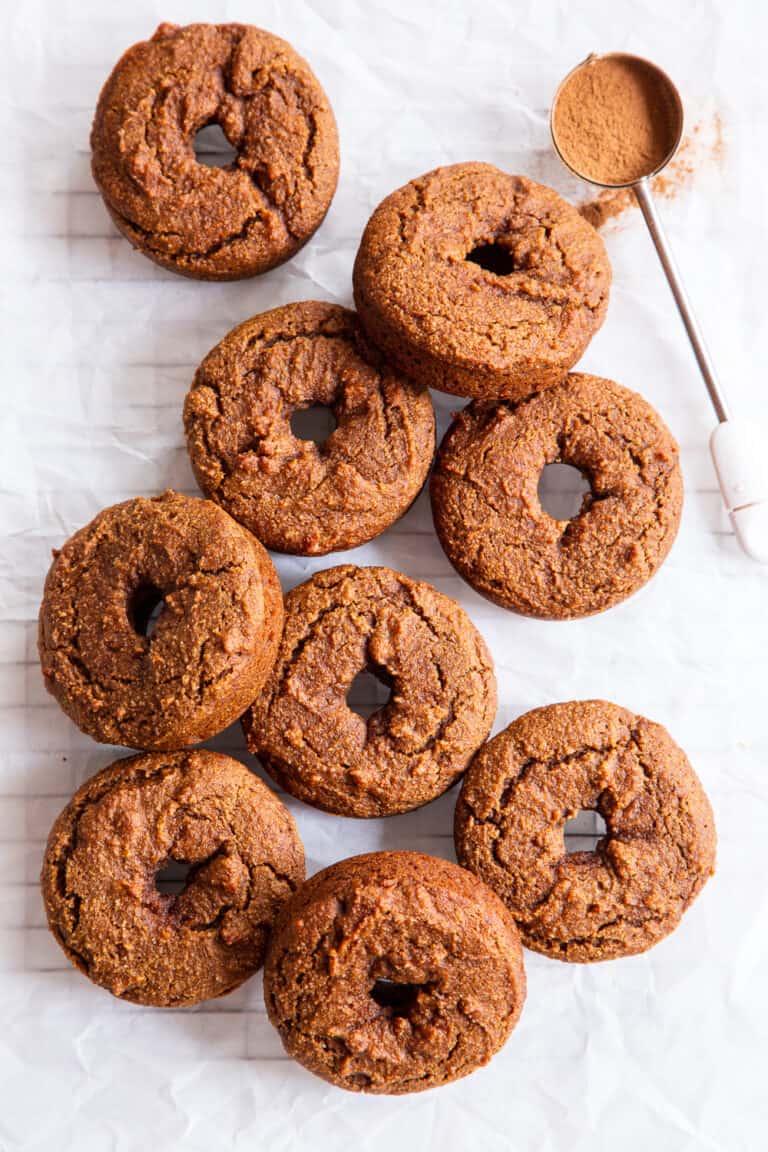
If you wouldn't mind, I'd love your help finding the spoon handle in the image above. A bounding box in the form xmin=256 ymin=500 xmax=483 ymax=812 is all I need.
xmin=633 ymin=177 xmax=730 ymax=423
xmin=633 ymin=179 xmax=768 ymax=561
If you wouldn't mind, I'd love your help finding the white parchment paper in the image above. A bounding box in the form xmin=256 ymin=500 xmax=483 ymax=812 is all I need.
xmin=2 ymin=1 xmax=767 ymax=1149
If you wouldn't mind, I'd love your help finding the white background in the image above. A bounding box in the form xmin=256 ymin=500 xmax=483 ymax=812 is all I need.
xmin=2 ymin=1 xmax=767 ymax=1149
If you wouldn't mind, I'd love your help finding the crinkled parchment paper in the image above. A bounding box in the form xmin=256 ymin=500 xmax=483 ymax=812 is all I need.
xmin=1 ymin=1 xmax=766 ymax=1149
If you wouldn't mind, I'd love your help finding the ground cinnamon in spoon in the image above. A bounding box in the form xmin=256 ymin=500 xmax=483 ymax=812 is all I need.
xmin=553 ymin=54 xmax=681 ymax=185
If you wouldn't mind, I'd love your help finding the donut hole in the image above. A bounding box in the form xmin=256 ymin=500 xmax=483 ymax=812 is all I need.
xmin=370 ymin=979 xmax=423 ymax=1017
xmin=346 ymin=664 xmax=394 ymax=721
xmin=290 ymin=404 xmax=338 ymax=447
xmin=193 ymin=122 xmax=238 ymax=168
xmin=466 ymin=242 xmax=517 ymax=276
xmin=564 ymin=810 xmax=607 ymax=854
xmin=128 ymin=582 xmax=166 ymax=638
xmin=154 ymin=858 xmax=193 ymax=896
xmin=538 ymin=462 xmax=591 ymax=520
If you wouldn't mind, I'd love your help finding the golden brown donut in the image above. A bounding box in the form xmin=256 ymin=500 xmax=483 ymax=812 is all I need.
xmin=455 ymin=701 xmax=716 ymax=962
xmin=38 ymin=491 xmax=283 ymax=750
xmin=42 ymin=750 xmax=305 ymax=1005
xmin=264 ymin=852 xmax=526 ymax=1092
xmin=91 ymin=23 xmax=339 ymax=280
xmin=243 ymin=565 xmax=496 ymax=817
xmin=431 ymin=374 xmax=683 ymax=618
xmin=353 ymin=162 xmax=610 ymax=400
xmin=184 ymin=302 xmax=435 ymax=554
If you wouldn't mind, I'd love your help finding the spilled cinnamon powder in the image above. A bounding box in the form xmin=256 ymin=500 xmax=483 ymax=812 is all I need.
xmin=578 ymin=116 xmax=723 ymax=229
xmin=553 ymin=54 xmax=681 ymax=186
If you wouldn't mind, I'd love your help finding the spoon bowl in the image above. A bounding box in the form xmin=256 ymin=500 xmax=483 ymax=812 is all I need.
xmin=551 ymin=52 xmax=684 ymax=188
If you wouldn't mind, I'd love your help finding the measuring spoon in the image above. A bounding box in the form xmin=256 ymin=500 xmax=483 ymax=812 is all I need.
xmin=551 ymin=52 xmax=768 ymax=562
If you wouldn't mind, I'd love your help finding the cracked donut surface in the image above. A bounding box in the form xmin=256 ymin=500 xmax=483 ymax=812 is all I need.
xmin=41 ymin=750 xmax=305 ymax=1005
xmin=455 ymin=701 xmax=716 ymax=962
xmin=38 ymin=490 xmax=283 ymax=750
xmin=243 ymin=565 xmax=496 ymax=817
xmin=430 ymin=373 xmax=683 ymax=619
xmin=264 ymin=851 xmax=526 ymax=1093
xmin=184 ymin=302 xmax=435 ymax=554
xmin=91 ymin=22 xmax=339 ymax=280
xmin=353 ymin=163 xmax=611 ymax=400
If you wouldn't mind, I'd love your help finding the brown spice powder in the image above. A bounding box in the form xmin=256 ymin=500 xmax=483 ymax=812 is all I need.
xmin=553 ymin=54 xmax=680 ymax=185
xmin=579 ymin=116 xmax=722 ymax=230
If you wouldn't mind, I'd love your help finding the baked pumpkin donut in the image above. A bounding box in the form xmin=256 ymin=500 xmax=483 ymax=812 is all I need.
xmin=455 ymin=701 xmax=716 ymax=962
xmin=41 ymin=750 xmax=305 ymax=1005
xmin=264 ymin=851 xmax=526 ymax=1093
xmin=431 ymin=373 xmax=683 ymax=619
xmin=353 ymin=163 xmax=610 ymax=400
xmin=184 ymin=302 xmax=435 ymax=554
xmin=243 ymin=565 xmax=496 ymax=817
xmin=91 ymin=22 xmax=339 ymax=280
xmin=38 ymin=491 xmax=283 ymax=750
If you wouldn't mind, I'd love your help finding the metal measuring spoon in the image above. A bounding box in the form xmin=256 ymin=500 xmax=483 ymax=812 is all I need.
xmin=551 ymin=52 xmax=768 ymax=562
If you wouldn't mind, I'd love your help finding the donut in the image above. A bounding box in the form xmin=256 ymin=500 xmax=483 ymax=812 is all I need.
xmin=38 ymin=490 xmax=283 ymax=750
xmin=184 ymin=302 xmax=435 ymax=555
xmin=243 ymin=565 xmax=496 ymax=817
xmin=263 ymin=851 xmax=526 ymax=1093
xmin=455 ymin=701 xmax=716 ymax=962
xmin=91 ymin=23 xmax=339 ymax=280
xmin=430 ymin=373 xmax=683 ymax=619
xmin=41 ymin=750 xmax=305 ymax=1006
xmin=352 ymin=163 xmax=610 ymax=401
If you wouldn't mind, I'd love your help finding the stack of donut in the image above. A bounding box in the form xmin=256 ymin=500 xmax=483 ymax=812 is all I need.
xmin=38 ymin=22 xmax=715 ymax=1096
